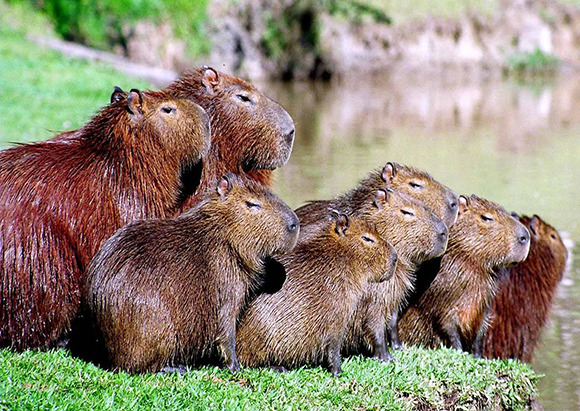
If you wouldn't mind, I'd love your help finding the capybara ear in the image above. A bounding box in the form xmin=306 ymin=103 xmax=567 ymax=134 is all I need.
xmin=510 ymin=211 xmax=520 ymax=219
xmin=381 ymin=162 xmax=397 ymax=183
xmin=217 ymin=175 xmax=233 ymax=199
xmin=201 ymin=66 xmax=220 ymax=94
xmin=373 ymin=189 xmax=389 ymax=210
xmin=458 ymin=195 xmax=469 ymax=215
xmin=127 ymin=89 xmax=143 ymax=115
xmin=335 ymin=213 xmax=350 ymax=237
xmin=529 ymin=215 xmax=541 ymax=237
xmin=110 ymin=86 xmax=126 ymax=104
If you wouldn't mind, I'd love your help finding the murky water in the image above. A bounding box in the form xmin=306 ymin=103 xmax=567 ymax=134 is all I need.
xmin=263 ymin=73 xmax=580 ymax=410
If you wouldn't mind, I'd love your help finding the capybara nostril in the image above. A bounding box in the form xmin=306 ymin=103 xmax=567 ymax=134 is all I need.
xmin=288 ymin=222 xmax=298 ymax=233
xmin=518 ymin=228 xmax=530 ymax=245
xmin=285 ymin=128 xmax=295 ymax=145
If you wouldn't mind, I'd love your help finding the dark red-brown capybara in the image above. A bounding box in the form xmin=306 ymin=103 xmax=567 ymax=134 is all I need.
xmin=166 ymin=67 xmax=295 ymax=207
xmin=0 ymin=88 xmax=210 ymax=350
xmin=296 ymin=162 xmax=458 ymax=234
xmin=482 ymin=214 xmax=568 ymax=363
xmin=339 ymin=189 xmax=448 ymax=361
xmin=85 ymin=174 xmax=299 ymax=373
xmin=236 ymin=213 xmax=397 ymax=376
xmin=399 ymin=195 xmax=531 ymax=353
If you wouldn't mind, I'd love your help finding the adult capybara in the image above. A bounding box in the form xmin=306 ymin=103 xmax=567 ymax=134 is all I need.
xmin=399 ymin=195 xmax=531 ymax=353
xmin=482 ymin=214 xmax=568 ymax=362
xmin=0 ymin=88 xmax=210 ymax=350
xmin=339 ymin=189 xmax=448 ymax=361
xmin=85 ymin=174 xmax=299 ymax=373
xmin=236 ymin=213 xmax=397 ymax=376
xmin=296 ymin=162 xmax=458 ymax=234
xmin=166 ymin=67 xmax=295 ymax=207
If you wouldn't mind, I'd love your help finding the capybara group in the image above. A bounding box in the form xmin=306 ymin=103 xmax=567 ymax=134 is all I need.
xmin=0 ymin=89 xmax=210 ymax=350
xmin=85 ymin=174 xmax=299 ymax=373
xmin=482 ymin=214 xmax=568 ymax=362
xmin=167 ymin=67 xmax=295 ymax=207
xmin=236 ymin=213 xmax=397 ymax=376
xmin=399 ymin=195 xmax=531 ymax=353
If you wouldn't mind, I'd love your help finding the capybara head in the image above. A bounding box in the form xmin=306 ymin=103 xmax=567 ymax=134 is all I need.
xmin=201 ymin=173 xmax=299 ymax=268
xmin=167 ymin=67 xmax=295 ymax=173
xmin=380 ymin=162 xmax=459 ymax=227
xmin=362 ymin=189 xmax=449 ymax=265
xmin=328 ymin=213 xmax=398 ymax=283
xmin=107 ymin=87 xmax=211 ymax=173
xmin=519 ymin=214 xmax=568 ymax=279
xmin=452 ymin=195 xmax=530 ymax=268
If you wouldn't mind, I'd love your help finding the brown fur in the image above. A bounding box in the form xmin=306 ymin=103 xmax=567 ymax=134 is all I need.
xmin=236 ymin=213 xmax=397 ymax=376
xmin=482 ymin=215 xmax=568 ymax=362
xmin=166 ymin=67 xmax=295 ymax=208
xmin=0 ymin=89 xmax=210 ymax=350
xmin=295 ymin=162 xmax=458 ymax=235
xmin=338 ymin=189 xmax=448 ymax=360
xmin=85 ymin=174 xmax=299 ymax=373
xmin=399 ymin=195 xmax=531 ymax=352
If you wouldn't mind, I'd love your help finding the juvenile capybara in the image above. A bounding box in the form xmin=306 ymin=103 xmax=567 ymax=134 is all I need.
xmin=339 ymin=189 xmax=448 ymax=361
xmin=399 ymin=195 xmax=531 ymax=353
xmin=296 ymin=162 xmax=458 ymax=233
xmin=482 ymin=214 xmax=568 ymax=362
xmin=85 ymin=174 xmax=299 ymax=373
xmin=166 ymin=67 xmax=295 ymax=207
xmin=236 ymin=213 xmax=397 ymax=376
xmin=0 ymin=88 xmax=210 ymax=350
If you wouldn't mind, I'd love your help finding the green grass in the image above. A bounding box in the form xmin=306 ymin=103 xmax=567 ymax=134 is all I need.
xmin=0 ymin=347 xmax=538 ymax=410
xmin=0 ymin=2 xmax=152 ymax=147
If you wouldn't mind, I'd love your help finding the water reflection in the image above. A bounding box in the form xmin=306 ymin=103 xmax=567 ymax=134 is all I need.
xmin=265 ymin=73 xmax=580 ymax=411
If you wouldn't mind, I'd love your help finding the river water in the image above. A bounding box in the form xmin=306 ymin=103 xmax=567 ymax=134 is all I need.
xmin=263 ymin=72 xmax=580 ymax=410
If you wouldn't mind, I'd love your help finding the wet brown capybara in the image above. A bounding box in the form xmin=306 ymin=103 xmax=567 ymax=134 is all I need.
xmin=166 ymin=67 xmax=295 ymax=207
xmin=85 ymin=174 xmax=299 ymax=373
xmin=482 ymin=214 xmax=568 ymax=363
xmin=338 ymin=189 xmax=448 ymax=361
xmin=295 ymin=162 xmax=459 ymax=235
xmin=0 ymin=88 xmax=210 ymax=351
xmin=399 ymin=195 xmax=531 ymax=353
xmin=236 ymin=213 xmax=397 ymax=376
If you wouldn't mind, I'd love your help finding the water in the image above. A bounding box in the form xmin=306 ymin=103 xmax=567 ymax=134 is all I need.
xmin=264 ymin=73 xmax=580 ymax=410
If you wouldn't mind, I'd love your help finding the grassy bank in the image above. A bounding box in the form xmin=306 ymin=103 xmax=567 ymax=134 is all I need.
xmin=0 ymin=347 xmax=538 ymax=410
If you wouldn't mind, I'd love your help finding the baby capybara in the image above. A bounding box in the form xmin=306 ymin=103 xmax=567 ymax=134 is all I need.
xmin=339 ymin=189 xmax=448 ymax=361
xmin=482 ymin=214 xmax=568 ymax=363
xmin=86 ymin=174 xmax=299 ymax=373
xmin=166 ymin=67 xmax=295 ymax=206
xmin=0 ymin=89 xmax=210 ymax=350
xmin=399 ymin=195 xmax=531 ymax=353
xmin=236 ymin=213 xmax=397 ymax=376
xmin=296 ymin=162 xmax=458 ymax=233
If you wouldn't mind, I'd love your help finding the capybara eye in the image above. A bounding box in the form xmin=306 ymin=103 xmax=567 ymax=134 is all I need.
xmin=550 ymin=233 xmax=557 ymax=240
xmin=481 ymin=214 xmax=494 ymax=222
xmin=400 ymin=208 xmax=415 ymax=217
xmin=161 ymin=106 xmax=176 ymax=114
xmin=245 ymin=200 xmax=262 ymax=210
xmin=361 ymin=235 xmax=375 ymax=244
xmin=236 ymin=94 xmax=252 ymax=103
xmin=409 ymin=181 xmax=424 ymax=189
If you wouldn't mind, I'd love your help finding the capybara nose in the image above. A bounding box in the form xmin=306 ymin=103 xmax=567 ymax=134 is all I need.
xmin=284 ymin=128 xmax=295 ymax=146
xmin=437 ymin=221 xmax=449 ymax=242
xmin=518 ymin=227 xmax=530 ymax=245
xmin=287 ymin=213 xmax=300 ymax=234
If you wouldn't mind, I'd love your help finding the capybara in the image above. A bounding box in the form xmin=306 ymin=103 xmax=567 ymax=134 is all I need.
xmin=399 ymin=195 xmax=531 ymax=353
xmin=166 ymin=66 xmax=295 ymax=207
xmin=482 ymin=214 xmax=568 ymax=362
xmin=85 ymin=174 xmax=299 ymax=373
xmin=295 ymin=162 xmax=458 ymax=234
xmin=0 ymin=88 xmax=210 ymax=350
xmin=236 ymin=213 xmax=397 ymax=376
xmin=338 ymin=189 xmax=448 ymax=361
